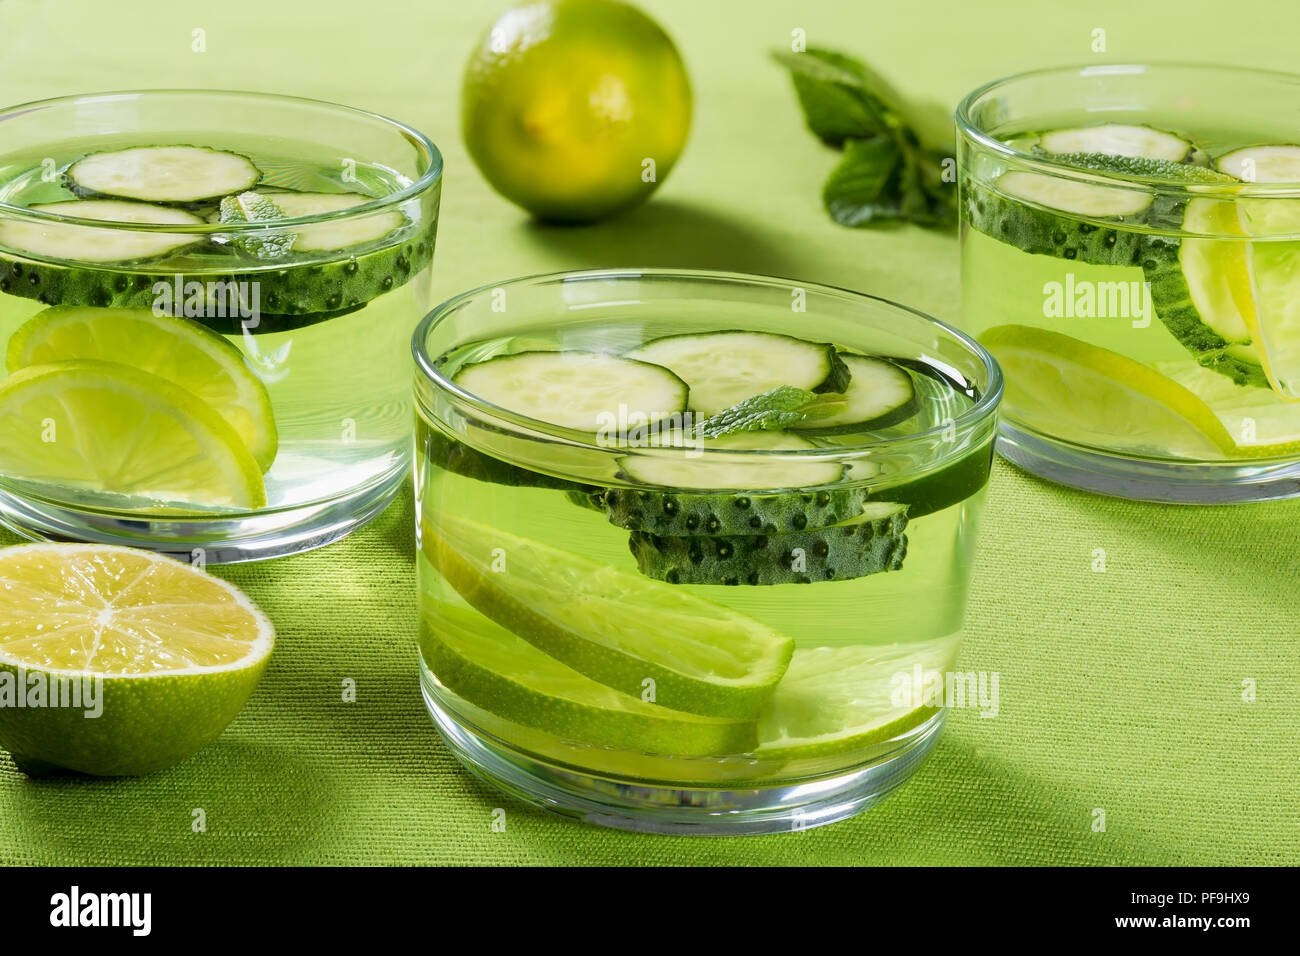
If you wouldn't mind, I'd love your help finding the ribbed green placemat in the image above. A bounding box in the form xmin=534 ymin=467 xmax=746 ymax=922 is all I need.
xmin=1 ymin=0 xmax=1297 ymax=866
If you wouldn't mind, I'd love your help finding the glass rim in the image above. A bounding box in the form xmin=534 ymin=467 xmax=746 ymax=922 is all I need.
xmin=955 ymin=61 xmax=1300 ymax=199
xmin=412 ymin=267 xmax=1004 ymax=462
xmin=0 ymin=88 xmax=443 ymax=232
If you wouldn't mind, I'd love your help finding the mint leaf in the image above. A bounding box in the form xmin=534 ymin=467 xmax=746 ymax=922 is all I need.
xmin=899 ymin=145 xmax=957 ymax=226
xmin=772 ymin=49 xmax=891 ymax=145
xmin=219 ymin=191 xmax=295 ymax=259
xmin=695 ymin=386 xmax=847 ymax=439
xmin=822 ymin=135 xmax=904 ymax=226
xmin=775 ymin=46 xmax=957 ymax=229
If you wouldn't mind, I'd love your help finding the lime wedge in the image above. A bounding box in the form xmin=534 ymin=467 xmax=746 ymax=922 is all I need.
xmin=755 ymin=639 xmax=955 ymax=759
xmin=422 ymin=604 xmax=756 ymax=756
xmin=7 ymin=306 xmax=277 ymax=471
xmin=421 ymin=512 xmax=794 ymax=719
xmin=1241 ymin=205 xmax=1300 ymax=399
xmin=1157 ymin=359 xmax=1300 ymax=457
xmin=0 ymin=543 xmax=274 ymax=775
xmin=0 ymin=360 xmax=266 ymax=510
xmin=981 ymin=324 xmax=1236 ymax=458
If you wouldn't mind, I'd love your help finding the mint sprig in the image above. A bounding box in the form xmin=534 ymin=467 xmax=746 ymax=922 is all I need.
xmin=774 ymin=47 xmax=956 ymax=229
xmin=694 ymin=386 xmax=846 ymax=439
xmin=219 ymin=191 xmax=295 ymax=259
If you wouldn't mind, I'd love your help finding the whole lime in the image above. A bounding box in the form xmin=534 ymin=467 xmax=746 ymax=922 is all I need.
xmin=462 ymin=0 xmax=692 ymax=223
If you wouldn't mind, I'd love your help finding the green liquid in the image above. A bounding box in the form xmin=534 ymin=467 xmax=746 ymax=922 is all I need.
xmin=416 ymin=320 xmax=990 ymax=784
xmin=0 ymin=138 xmax=437 ymax=511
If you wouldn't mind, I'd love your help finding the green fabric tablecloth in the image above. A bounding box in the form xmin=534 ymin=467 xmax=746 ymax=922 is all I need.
xmin=1 ymin=0 xmax=1296 ymax=866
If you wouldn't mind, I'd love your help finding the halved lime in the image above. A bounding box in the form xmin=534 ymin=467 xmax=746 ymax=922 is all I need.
xmin=981 ymin=324 xmax=1236 ymax=458
xmin=0 ymin=543 xmax=274 ymax=775
xmin=755 ymin=639 xmax=956 ymax=759
xmin=0 ymin=360 xmax=266 ymax=510
xmin=7 ymin=306 xmax=277 ymax=471
xmin=421 ymin=511 xmax=794 ymax=719
xmin=422 ymin=604 xmax=756 ymax=755
xmin=1157 ymin=359 xmax=1300 ymax=457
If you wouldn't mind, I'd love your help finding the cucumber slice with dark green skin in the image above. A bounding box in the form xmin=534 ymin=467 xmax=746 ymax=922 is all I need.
xmin=453 ymin=350 xmax=689 ymax=433
xmin=595 ymin=483 xmax=874 ymax=535
xmin=1037 ymin=124 xmax=1194 ymax=162
xmin=869 ymin=443 xmax=994 ymax=519
xmin=0 ymin=212 xmax=436 ymax=324
xmin=252 ymin=191 xmax=406 ymax=252
xmin=596 ymin=438 xmax=992 ymax=535
xmin=66 ymin=146 xmax=261 ymax=203
xmin=966 ymin=123 xmax=1270 ymax=387
xmin=619 ymin=430 xmax=843 ymax=490
xmin=629 ymin=501 xmax=908 ymax=586
xmin=1141 ymin=201 xmax=1270 ymax=388
xmin=962 ymin=177 xmax=1148 ymax=267
xmin=963 ymin=125 xmax=1206 ymax=266
xmin=0 ymin=200 xmax=205 ymax=262
xmin=625 ymin=331 xmax=850 ymax=416
xmin=792 ymin=354 xmax=917 ymax=434
xmin=599 ymin=432 xmax=848 ymax=534
xmin=1217 ymin=144 xmax=1300 ymax=181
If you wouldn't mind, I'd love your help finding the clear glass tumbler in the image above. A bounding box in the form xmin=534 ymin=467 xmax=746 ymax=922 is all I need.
xmin=0 ymin=90 xmax=442 ymax=560
xmin=958 ymin=63 xmax=1300 ymax=502
xmin=413 ymin=269 xmax=1002 ymax=834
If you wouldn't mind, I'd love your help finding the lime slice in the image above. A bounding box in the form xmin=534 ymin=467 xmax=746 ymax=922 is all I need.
xmin=981 ymin=324 xmax=1236 ymax=458
xmin=0 ymin=360 xmax=266 ymax=510
xmin=1157 ymin=359 xmax=1300 ymax=457
xmin=1240 ymin=203 xmax=1300 ymax=399
xmin=422 ymin=604 xmax=756 ymax=756
xmin=421 ymin=511 xmax=794 ymax=719
xmin=7 ymin=306 xmax=277 ymax=471
xmin=755 ymin=639 xmax=955 ymax=759
xmin=0 ymin=543 xmax=274 ymax=775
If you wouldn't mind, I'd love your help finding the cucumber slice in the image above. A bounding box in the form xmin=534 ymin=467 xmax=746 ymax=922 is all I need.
xmin=0 ymin=208 xmax=436 ymax=321
xmin=1216 ymin=145 xmax=1300 ymax=182
xmin=792 ymin=354 xmax=917 ymax=433
xmin=421 ymin=512 xmax=794 ymax=719
xmin=1038 ymin=124 xmax=1193 ymax=162
xmin=628 ymin=501 xmax=908 ymax=586
xmin=1143 ymin=198 xmax=1269 ymax=387
xmin=964 ymin=125 xmax=1202 ymax=266
xmin=0 ymin=200 xmax=203 ymax=263
xmin=248 ymin=191 xmax=404 ymax=252
xmin=997 ymin=170 xmax=1153 ymax=219
xmin=599 ymin=432 xmax=854 ymax=542
xmin=594 ymin=441 xmax=989 ymax=536
xmin=452 ymin=350 xmax=688 ymax=432
xmin=421 ymin=606 xmax=757 ymax=756
xmin=963 ymin=178 xmax=1146 ymax=267
xmin=625 ymin=331 xmax=850 ymax=416
xmin=594 ymin=482 xmax=872 ymax=536
xmin=66 ymin=146 xmax=260 ymax=203
xmin=620 ymin=430 xmax=844 ymax=491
